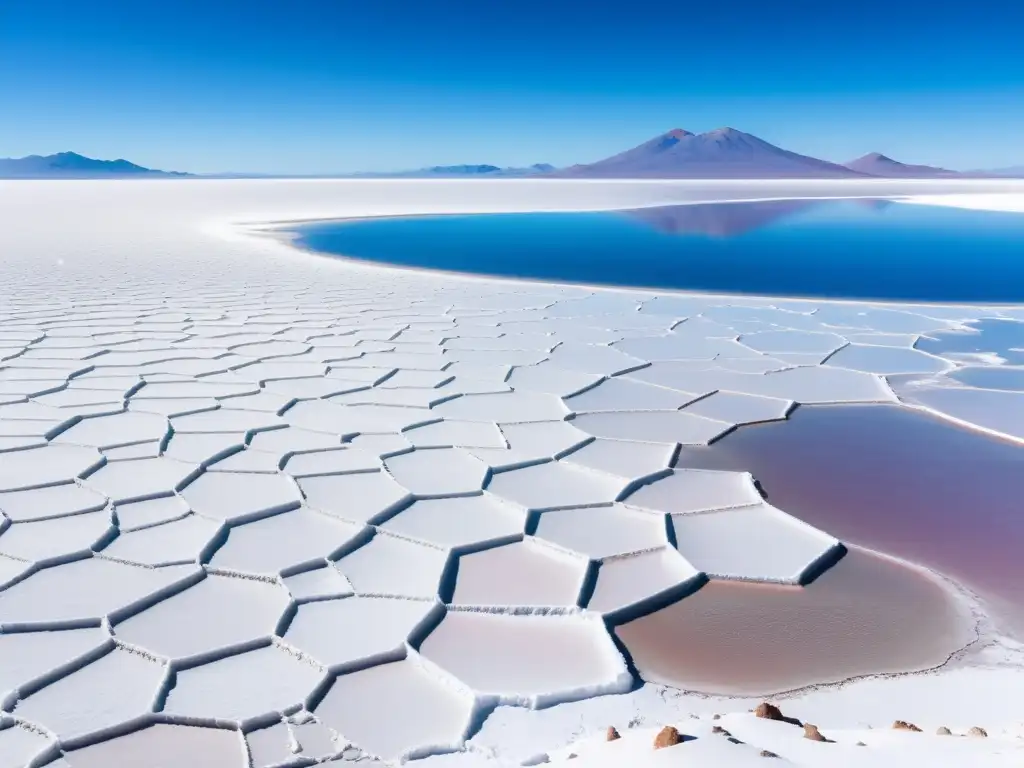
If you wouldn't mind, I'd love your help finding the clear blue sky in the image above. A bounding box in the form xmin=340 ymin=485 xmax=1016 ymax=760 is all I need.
xmin=2 ymin=0 xmax=1022 ymax=174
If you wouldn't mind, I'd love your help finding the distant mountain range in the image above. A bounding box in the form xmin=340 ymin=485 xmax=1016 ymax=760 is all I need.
xmin=556 ymin=127 xmax=864 ymax=179
xmin=980 ymin=165 xmax=1024 ymax=177
xmin=842 ymin=152 xmax=959 ymax=178
xmin=350 ymin=163 xmax=556 ymax=178
xmin=0 ymin=153 xmax=553 ymax=179
xmin=0 ymin=151 xmax=190 ymax=178
xmin=2 ymin=137 xmax=1021 ymax=179
xmin=554 ymin=128 xmax=1021 ymax=179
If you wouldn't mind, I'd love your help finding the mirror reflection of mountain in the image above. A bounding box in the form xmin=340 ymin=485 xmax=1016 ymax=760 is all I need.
xmin=853 ymin=198 xmax=896 ymax=212
xmin=620 ymin=198 xmax=897 ymax=237
xmin=620 ymin=200 xmax=823 ymax=237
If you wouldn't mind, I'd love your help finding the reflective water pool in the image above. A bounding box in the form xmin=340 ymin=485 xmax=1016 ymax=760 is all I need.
xmin=295 ymin=200 xmax=1024 ymax=302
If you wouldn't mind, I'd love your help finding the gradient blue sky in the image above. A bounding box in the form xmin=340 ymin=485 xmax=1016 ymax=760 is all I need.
xmin=2 ymin=0 xmax=1022 ymax=174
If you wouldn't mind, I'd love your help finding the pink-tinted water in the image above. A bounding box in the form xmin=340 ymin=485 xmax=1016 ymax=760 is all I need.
xmin=675 ymin=403 xmax=1024 ymax=637
xmin=616 ymin=546 xmax=976 ymax=696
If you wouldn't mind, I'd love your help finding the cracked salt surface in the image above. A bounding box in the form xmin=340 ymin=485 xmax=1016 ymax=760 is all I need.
xmin=285 ymin=595 xmax=435 ymax=670
xmin=0 ymin=511 xmax=113 ymax=563
xmin=112 ymin=573 xmax=289 ymax=661
xmin=245 ymin=720 xmax=297 ymax=768
xmin=337 ymin=533 xmax=448 ymax=599
xmin=378 ymin=495 xmax=525 ymax=549
xmin=0 ymin=180 xmax=1022 ymax=765
xmin=670 ymin=502 xmax=840 ymax=584
xmin=209 ymin=507 xmax=364 ymax=576
xmin=64 ymin=724 xmax=246 ymax=768
xmin=15 ymin=647 xmax=164 ymax=743
xmin=163 ymin=644 xmax=324 ymax=724
xmin=0 ymin=558 xmax=197 ymax=629
xmin=0 ymin=725 xmax=52 ymax=768
xmin=420 ymin=612 xmax=632 ymax=707
xmin=450 ymin=540 xmax=588 ymax=608
xmin=0 ymin=627 xmax=108 ymax=700
xmin=101 ymin=513 xmax=219 ymax=566
xmin=535 ymin=504 xmax=669 ymax=560
xmin=316 ymin=658 xmax=475 ymax=763
xmin=587 ymin=547 xmax=700 ymax=615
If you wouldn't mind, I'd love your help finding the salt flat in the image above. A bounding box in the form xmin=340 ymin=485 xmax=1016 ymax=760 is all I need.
xmin=1 ymin=179 xmax=1023 ymax=766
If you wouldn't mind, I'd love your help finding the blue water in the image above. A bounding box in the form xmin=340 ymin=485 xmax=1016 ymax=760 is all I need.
xmin=295 ymin=199 xmax=1024 ymax=302
xmin=949 ymin=366 xmax=1024 ymax=390
xmin=918 ymin=319 xmax=1024 ymax=364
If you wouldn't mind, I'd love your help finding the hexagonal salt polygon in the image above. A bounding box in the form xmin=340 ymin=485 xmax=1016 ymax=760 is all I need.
xmin=163 ymin=645 xmax=323 ymax=725
xmin=285 ymin=596 xmax=435 ymax=671
xmin=298 ymin=471 xmax=410 ymax=524
xmin=315 ymin=658 xmax=473 ymax=763
xmin=487 ymin=461 xmax=627 ymax=511
xmin=0 ymin=445 xmax=104 ymax=493
xmin=623 ymin=469 xmax=762 ymax=515
xmin=113 ymin=574 xmax=288 ymax=662
xmin=450 ymin=540 xmax=587 ymax=608
xmin=419 ymin=612 xmax=631 ymax=707
xmin=210 ymin=508 xmax=364 ymax=576
xmin=671 ymin=502 xmax=841 ymax=584
xmin=181 ymin=471 xmax=301 ymax=524
xmin=384 ymin=448 xmax=489 ymax=497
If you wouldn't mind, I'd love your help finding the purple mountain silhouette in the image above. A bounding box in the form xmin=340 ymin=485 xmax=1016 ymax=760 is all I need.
xmin=556 ymin=127 xmax=865 ymax=179
xmin=969 ymin=165 xmax=1024 ymax=178
xmin=843 ymin=152 xmax=959 ymax=178
xmin=623 ymin=199 xmax=821 ymax=236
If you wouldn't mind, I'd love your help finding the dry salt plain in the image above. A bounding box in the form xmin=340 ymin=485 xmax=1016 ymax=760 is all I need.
xmin=1 ymin=179 xmax=1024 ymax=768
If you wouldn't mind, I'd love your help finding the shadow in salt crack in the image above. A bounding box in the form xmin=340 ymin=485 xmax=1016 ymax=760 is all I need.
xmin=673 ymin=402 xmax=1024 ymax=639
xmin=616 ymin=546 xmax=976 ymax=697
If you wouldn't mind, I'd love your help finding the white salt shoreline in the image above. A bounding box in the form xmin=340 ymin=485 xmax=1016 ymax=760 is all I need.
xmin=0 ymin=179 xmax=1023 ymax=766
xmin=902 ymin=193 xmax=1024 ymax=213
xmin=539 ymin=712 xmax=1024 ymax=768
